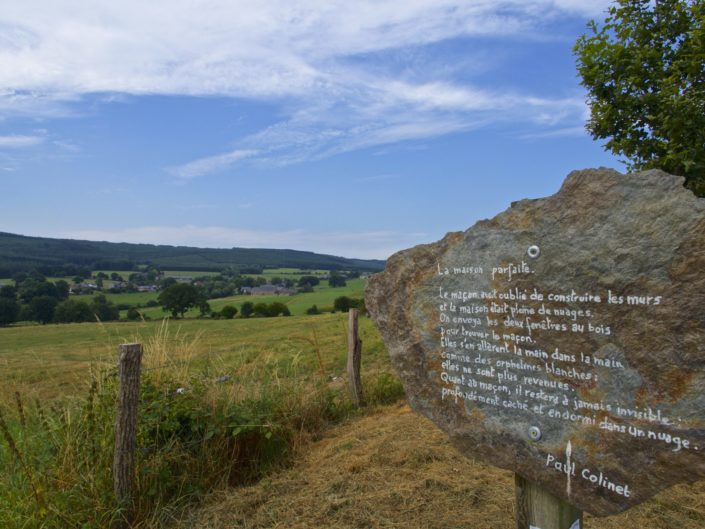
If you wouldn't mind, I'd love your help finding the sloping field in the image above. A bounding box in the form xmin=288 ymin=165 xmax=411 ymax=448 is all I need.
xmin=179 ymin=404 xmax=705 ymax=529
xmin=0 ymin=312 xmax=386 ymax=400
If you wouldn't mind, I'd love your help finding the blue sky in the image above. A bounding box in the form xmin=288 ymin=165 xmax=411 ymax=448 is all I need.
xmin=0 ymin=1 xmax=621 ymax=260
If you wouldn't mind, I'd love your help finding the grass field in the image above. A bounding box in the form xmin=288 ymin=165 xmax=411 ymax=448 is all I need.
xmin=132 ymin=278 xmax=366 ymax=319
xmin=251 ymin=268 xmax=329 ymax=277
xmin=0 ymin=309 xmax=398 ymax=528
xmin=1 ymin=270 xmax=366 ymax=324
xmin=4 ymin=288 xmax=705 ymax=529
xmin=0 ymin=311 xmax=386 ymax=401
xmin=74 ymin=290 xmax=160 ymax=306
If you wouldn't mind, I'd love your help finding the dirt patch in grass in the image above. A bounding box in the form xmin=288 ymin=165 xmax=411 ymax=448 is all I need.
xmin=175 ymin=403 xmax=705 ymax=529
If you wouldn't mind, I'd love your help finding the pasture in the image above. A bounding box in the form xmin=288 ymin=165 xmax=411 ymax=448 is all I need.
xmin=132 ymin=278 xmax=366 ymax=319
xmin=0 ymin=311 xmax=386 ymax=402
xmin=3 ymin=294 xmax=705 ymax=529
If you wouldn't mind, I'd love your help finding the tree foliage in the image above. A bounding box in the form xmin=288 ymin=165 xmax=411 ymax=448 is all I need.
xmin=90 ymin=294 xmax=120 ymax=321
xmin=328 ymin=272 xmax=347 ymax=288
xmin=0 ymin=297 xmax=19 ymax=326
xmin=30 ymin=295 xmax=58 ymax=324
xmin=0 ymin=231 xmax=385 ymax=277
xmin=220 ymin=305 xmax=238 ymax=319
xmin=54 ymin=299 xmax=94 ymax=323
xmin=297 ymin=275 xmax=320 ymax=288
xmin=158 ymin=283 xmax=201 ymax=318
xmin=333 ymin=296 xmax=365 ymax=313
xmin=574 ymin=0 xmax=705 ymax=195
xmin=251 ymin=301 xmax=291 ymax=317
xmin=240 ymin=301 xmax=254 ymax=318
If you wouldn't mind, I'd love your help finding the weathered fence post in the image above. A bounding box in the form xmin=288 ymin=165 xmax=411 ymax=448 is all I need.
xmin=113 ymin=343 xmax=143 ymax=526
xmin=347 ymin=309 xmax=363 ymax=407
xmin=515 ymin=474 xmax=582 ymax=529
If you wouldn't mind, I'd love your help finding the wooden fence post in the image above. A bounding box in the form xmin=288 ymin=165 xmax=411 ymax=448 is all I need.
xmin=113 ymin=343 xmax=143 ymax=526
xmin=515 ymin=474 xmax=583 ymax=529
xmin=347 ymin=309 xmax=363 ymax=407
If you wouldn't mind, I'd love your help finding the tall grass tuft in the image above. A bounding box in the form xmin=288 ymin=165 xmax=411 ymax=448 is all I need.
xmin=0 ymin=318 xmax=402 ymax=528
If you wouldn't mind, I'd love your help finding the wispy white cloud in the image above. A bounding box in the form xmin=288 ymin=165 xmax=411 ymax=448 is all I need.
xmin=0 ymin=1 xmax=610 ymax=171
xmin=166 ymin=83 xmax=586 ymax=177
xmin=0 ymin=1 xmax=610 ymax=98
xmin=58 ymin=224 xmax=427 ymax=260
xmin=0 ymin=134 xmax=44 ymax=148
xmin=168 ymin=149 xmax=259 ymax=179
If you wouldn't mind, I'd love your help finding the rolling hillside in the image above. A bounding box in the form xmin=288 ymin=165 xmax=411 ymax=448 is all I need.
xmin=0 ymin=231 xmax=386 ymax=276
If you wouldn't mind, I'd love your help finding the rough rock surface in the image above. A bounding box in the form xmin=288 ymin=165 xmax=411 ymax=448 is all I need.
xmin=366 ymin=168 xmax=705 ymax=516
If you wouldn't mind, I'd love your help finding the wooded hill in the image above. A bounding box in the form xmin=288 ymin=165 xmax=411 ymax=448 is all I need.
xmin=0 ymin=231 xmax=386 ymax=277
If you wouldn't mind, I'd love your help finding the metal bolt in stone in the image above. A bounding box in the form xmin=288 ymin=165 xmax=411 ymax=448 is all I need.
xmin=527 ymin=245 xmax=541 ymax=258
xmin=528 ymin=426 xmax=542 ymax=441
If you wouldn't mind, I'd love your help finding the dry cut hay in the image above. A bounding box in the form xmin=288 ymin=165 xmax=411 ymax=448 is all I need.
xmin=177 ymin=404 xmax=705 ymax=529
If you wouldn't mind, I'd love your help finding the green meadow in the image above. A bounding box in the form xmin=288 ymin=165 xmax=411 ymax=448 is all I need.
xmin=0 ymin=310 xmax=385 ymax=401
xmin=74 ymin=291 xmax=160 ymax=306
xmin=131 ymin=278 xmax=366 ymax=319
xmin=0 ymin=311 xmax=399 ymax=529
xmin=0 ymin=269 xmax=383 ymax=528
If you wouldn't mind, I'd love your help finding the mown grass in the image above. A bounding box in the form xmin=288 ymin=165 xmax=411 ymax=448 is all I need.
xmin=0 ymin=314 xmax=402 ymax=529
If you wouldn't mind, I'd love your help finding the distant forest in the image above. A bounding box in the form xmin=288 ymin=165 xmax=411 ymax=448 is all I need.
xmin=0 ymin=232 xmax=386 ymax=277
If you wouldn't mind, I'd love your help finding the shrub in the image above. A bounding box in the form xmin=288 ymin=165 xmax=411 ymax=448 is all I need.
xmin=240 ymin=301 xmax=254 ymax=318
xmin=54 ymin=299 xmax=93 ymax=323
xmin=267 ymin=302 xmax=290 ymax=317
xmin=220 ymin=305 xmax=238 ymax=319
xmin=306 ymin=304 xmax=320 ymax=315
xmin=91 ymin=295 xmax=120 ymax=321
xmin=333 ymin=296 xmax=365 ymax=313
xmin=252 ymin=302 xmax=269 ymax=317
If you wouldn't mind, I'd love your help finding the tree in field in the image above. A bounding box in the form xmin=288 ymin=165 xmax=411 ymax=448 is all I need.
xmin=158 ymin=283 xmax=201 ymax=318
xmin=333 ymin=296 xmax=365 ymax=314
xmin=574 ymin=0 xmax=705 ymax=196
xmin=90 ymin=295 xmax=120 ymax=321
xmin=328 ymin=272 xmax=347 ymax=288
xmin=54 ymin=299 xmax=93 ymax=323
xmin=220 ymin=305 xmax=238 ymax=319
xmin=0 ymin=297 xmax=19 ymax=326
xmin=267 ymin=302 xmax=291 ymax=317
xmin=251 ymin=301 xmax=290 ymax=317
xmin=30 ymin=295 xmax=58 ymax=324
xmin=18 ymin=277 xmax=57 ymax=303
xmin=240 ymin=301 xmax=254 ymax=318
xmin=54 ymin=280 xmax=70 ymax=300
xmin=297 ymin=276 xmax=320 ymax=288
xmin=198 ymin=299 xmax=211 ymax=317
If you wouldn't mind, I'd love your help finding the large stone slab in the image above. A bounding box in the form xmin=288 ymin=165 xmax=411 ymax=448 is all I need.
xmin=366 ymin=168 xmax=705 ymax=516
